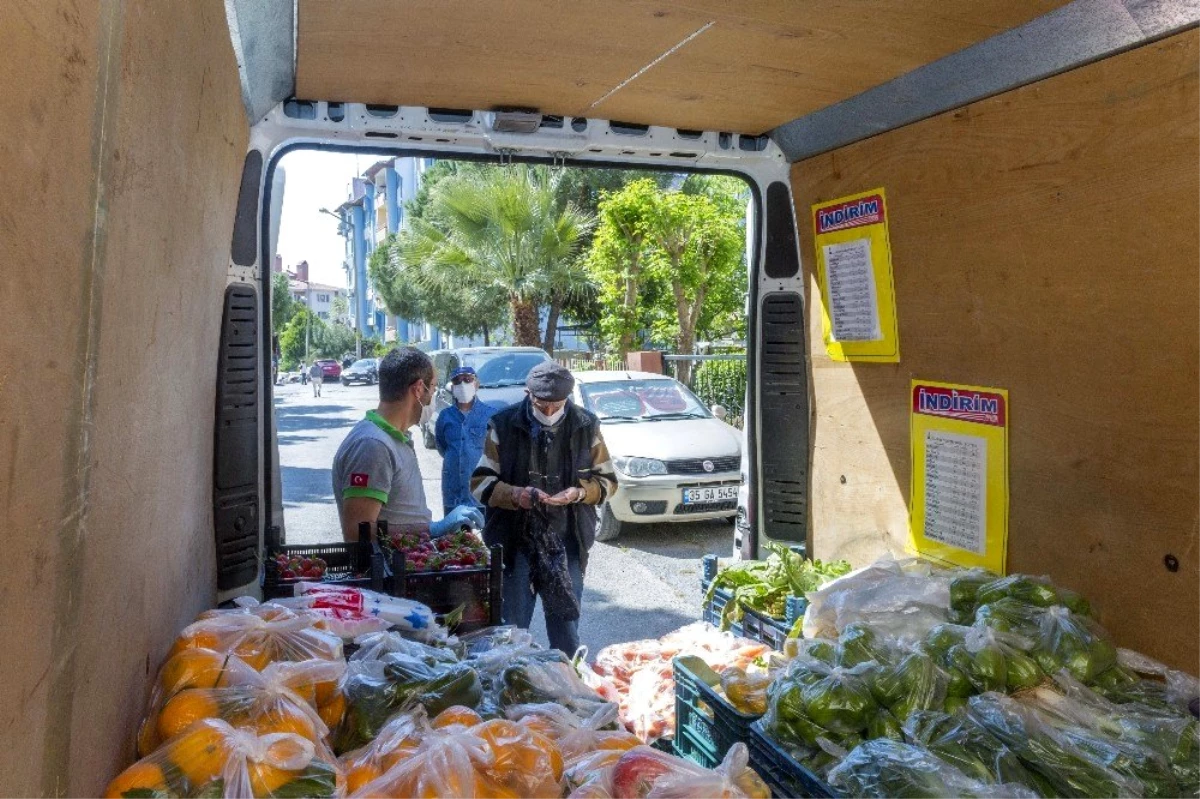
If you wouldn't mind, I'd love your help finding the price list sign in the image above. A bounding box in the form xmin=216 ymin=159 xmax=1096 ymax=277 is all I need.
xmin=812 ymin=189 xmax=900 ymax=362
xmin=909 ymin=380 xmax=1009 ymax=573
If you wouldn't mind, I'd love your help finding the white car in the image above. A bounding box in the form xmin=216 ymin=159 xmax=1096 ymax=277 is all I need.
xmin=572 ymin=371 xmax=743 ymax=541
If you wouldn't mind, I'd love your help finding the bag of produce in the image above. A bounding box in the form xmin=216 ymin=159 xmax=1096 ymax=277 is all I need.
xmin=868 ymin=650 xmax=948 ymax=721
xmin=566 ymin=743 xmax=768 ymax=799
xmin=1025 ymin=674 xmax=1199 ymax=797
xmin=826 ymin=738 xmax=1039 ymax=798
xmin=968 ymin=691 xmax=1149 ymax=797
xmin=107 ymin=718 xmax=341 ymax=799
xmin=974 ymin=599 xmax=1118 ymax=685
xmin=946 ymin=568 xmax=999 ymax=624
xmin=1097 ymin=648 xmax=1200 ymax=715
xmin=922 ymin=623 xmax=1045 ymax=703
xmin=348 ymin=631 xmax=458 ymax=666
xmin=720 ymin=667 xmax=771 ymax=716
xmin=290 ymin=584 xmax=442 ymax=640
xmin=333 ymin=652 xmax=482 ymax=753
xmin=170 ymin=607 xmax=344 ymax=670
xmin=763 ymin=655 xmax=878 ymax=752
xmin=141 ymin=658 xmax=345 ymax=755
xmin=498 ymin=649 xmax=613 ymax=721
xmin=347 ymin=708 xmax=564 ymax=798
xmin=505 ymin=702 xmax=640 ymax=792
xmin=801 ymin=556 xmax=954 ymax=644
xmin=704 ymin=544 xmax=850 ymax=628
xmin=453 ymin=625 xmax=538 ymax=661
xmin=903 ymin=709 xmax=1052 ymax=793
xmin=972 ymin=574 xmax=1092 ymax=618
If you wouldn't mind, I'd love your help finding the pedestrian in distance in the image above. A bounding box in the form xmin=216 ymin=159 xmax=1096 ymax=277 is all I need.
xmin=309 ymin=361 xmax=323 ymax=397
xmin=333 ymin=348 xmax=484 ymax=543
xmin=300 ymin=361 xmax=308 ymax=385
xmin=435 ymin=365 xmax=497 ymax=515
xmin=470 ymin=361 xmax=616 ymax=656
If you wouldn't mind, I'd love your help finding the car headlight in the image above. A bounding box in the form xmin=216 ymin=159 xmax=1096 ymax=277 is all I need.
xmin=613 ymin=457 xmax=668 ymax=477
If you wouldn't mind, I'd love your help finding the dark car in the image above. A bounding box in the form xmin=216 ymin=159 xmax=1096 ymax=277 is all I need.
xmin=341 ymin=358 xmax=378 ymax=386
xmin=421 ymin=346 xmax=553 ymax=448
xmin=315 ymin=359 xmax=342 ymax=381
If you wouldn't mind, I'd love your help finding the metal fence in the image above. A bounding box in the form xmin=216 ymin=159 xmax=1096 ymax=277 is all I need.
xmin=665 ymin=353 xmax=747 ymax=429
xmin=557 ymin=354 xmax=625 ymax=373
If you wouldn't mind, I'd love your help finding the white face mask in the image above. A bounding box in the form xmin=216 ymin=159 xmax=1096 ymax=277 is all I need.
xmin=451 ymin=382 xmax=477 ymax=404
xmin=532 ymin=406 xmax=566 ymax=426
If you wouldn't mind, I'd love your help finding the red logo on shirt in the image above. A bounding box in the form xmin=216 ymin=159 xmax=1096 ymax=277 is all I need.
xmin=350 ymin=473 xmax=369 ymax=487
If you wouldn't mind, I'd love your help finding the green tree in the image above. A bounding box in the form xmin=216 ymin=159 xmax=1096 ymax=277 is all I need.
xmin=278 ymin=306 xmax=323 ymax=369
xmin=271 ymin=272 xmax=301 ymax=331
xmin=329 ymin=294 xmax=349 ymax=325
xmin=395 ymin=166 xmax=592 ymax=347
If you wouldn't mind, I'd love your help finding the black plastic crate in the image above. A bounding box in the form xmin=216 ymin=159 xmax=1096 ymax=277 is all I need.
xmin=262 ymin=540 xmax=378 ymax=600
xmin=700 ymin=555 xmax=808 ymax=650
xmin=388 ymin=544 xmax=503 ymax=634
xmin=746 ymin=720 xmax=838 ymax=799
xmin=673 ymin=656 xmax=762 ymax=770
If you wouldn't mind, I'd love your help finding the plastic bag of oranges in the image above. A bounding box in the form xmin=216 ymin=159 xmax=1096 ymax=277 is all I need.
xmin=507 ymin=703 xmax=640 ymax=791
xmin=343 ymin=705 xmax=564 ymax=798
xmin=171 ymin=606 xmax=343 ymax=669
xmin=141 ymin=657 xmax=345 ymax=755
xmin=107 ymin=718 xmax=343 ymax=798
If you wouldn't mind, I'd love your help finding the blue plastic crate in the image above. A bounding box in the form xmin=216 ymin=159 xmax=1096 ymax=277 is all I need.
xmin=746 ymin=720 xmax=838 ymax=799
xmin=673 ymin=656 xmax=762 ymax=770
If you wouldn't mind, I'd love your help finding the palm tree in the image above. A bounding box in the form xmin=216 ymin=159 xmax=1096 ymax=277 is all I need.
xmin=401 ymin=166 xmax=592 ymax=347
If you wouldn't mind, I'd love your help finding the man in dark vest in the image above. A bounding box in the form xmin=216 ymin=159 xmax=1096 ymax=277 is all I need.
xmin=470 ymin=361 xmax=616 ymax=655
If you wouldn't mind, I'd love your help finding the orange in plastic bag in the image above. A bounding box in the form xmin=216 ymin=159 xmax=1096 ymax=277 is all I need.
xmin=141 ymin=658 xmax=345 ymax=754
xmin=170 ymin=608 xmax=342 ymax=669
xmin=107 ymin=718 xmax=343 ymax=798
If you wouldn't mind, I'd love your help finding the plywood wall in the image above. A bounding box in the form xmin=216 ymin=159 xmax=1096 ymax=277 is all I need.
xmin=791 ymin=31 xmax=1199 ymax=671
xmin=0 ymin=2 xmax=247 ymax=794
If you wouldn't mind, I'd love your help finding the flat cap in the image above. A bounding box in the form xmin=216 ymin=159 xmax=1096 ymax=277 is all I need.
xmin=526 ymin=361 xmax=575 ymax=401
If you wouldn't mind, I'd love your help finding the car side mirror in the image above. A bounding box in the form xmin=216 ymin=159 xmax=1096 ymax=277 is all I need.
xmin=711 ymin=404 xmax=728 ymax=420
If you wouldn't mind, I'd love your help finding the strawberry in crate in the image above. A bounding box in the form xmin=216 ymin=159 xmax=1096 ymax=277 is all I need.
xmin=270 ymin=553 xmax=327 ymax=580
xmin=388 ymin=527 xmax=490 ymax=572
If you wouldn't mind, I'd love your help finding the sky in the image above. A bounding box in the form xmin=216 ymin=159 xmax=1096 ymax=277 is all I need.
xmin=274 ymin=150 xmax=370 ymax=288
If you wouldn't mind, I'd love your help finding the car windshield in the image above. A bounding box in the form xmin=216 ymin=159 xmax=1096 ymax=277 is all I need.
xmin=350 ymin=359 xmax=374 ymax=369
xmin=464 ymin=352 xmax=550 ymax=388
xmin=579 ymin=379 xmax=711 ymax=422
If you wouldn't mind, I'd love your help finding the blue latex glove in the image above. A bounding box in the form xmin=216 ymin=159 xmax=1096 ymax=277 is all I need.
xmin=430 ymin=504 xmax=485 ymax=537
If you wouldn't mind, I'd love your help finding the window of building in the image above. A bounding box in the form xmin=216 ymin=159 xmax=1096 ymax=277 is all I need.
xmin=317 ymin=293 xmax=330 ymax=303
xmin=318 ymin=311 xmax=329 ymax=319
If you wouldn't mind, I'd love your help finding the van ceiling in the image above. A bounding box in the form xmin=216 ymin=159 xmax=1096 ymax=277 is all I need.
xmin=295 ymin=1 xmax=1068 ymax=136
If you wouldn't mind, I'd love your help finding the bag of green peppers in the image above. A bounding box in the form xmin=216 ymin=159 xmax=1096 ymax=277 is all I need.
xmin=968 ymin=691 xmax=1149 ymax=797
xmin=868 ymin=651 xmax=949 ymax=722
xmin=975 ymin=600 xmax=1118 ymax=685
xmin=957 ymin=574 xmax=1092 ymax=620
xmin=332 ymin=653 xmax=482 ymax=753
xmin=922 ymin=623 xmax=1045 ymax=700
xmin=904 ymin=709 xmax=1055 ymax=794
xmin=763 ymin=656 xmax=879 ymax=751
xmin=826 ymin=739 xmax=1039 ymax=798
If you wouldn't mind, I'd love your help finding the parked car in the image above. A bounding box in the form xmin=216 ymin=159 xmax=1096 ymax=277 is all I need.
xmin=315 ymin=359 xmax=341 ymax=381
xmin=421 ymin=346 xmax=553 ymax=448
xmin=571 ymin=371 xmax=742 ymax=541
xmin=341 ymin=357 xmax=378 ymax=386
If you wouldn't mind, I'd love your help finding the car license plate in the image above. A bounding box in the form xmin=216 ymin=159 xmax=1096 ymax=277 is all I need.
xmin=681 ymin=486 xmax=738 ymax=505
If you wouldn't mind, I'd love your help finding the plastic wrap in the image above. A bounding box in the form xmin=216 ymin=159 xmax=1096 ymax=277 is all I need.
xmin=972 ymin=574 xmax=1092 ymax=617
xmin=868 ymin=651 xmax=948 ymax=722
xmin=347 ymin=709 xmax=564 ymax=798
xmin=333 ymin=652 xmax=482 ymax=754
xmin=826 ymin=739 xmax=1038 ymax=799
xmin=1024 ymin=675 xmax=1198 ymax=797
xmin=139 ymin=658 xmax=345 ymax=755
xmin=232 ymin=596 xmax=391 ymax=641
xmin=922 ymin=623 xmax=1045 ymax=701
xmin=108 ymin=719 xmax=342 ymax=798
xmin=589 ymin=623 xmax=769 ymax=744
xmin=974 ymin=599 xmax=1118 ymax=685
xmin=348 ymin=631 xmax=459 ymax=666
xmin=170 ymin=608 xmax=343 ymax=670
xmin=762 ymin=656 xmax=879 ymax=751
xmin=1107 ymin=648 xmax=1200 ymax=714
xmin=566 ymin=743 xmax=768 ymax=799
xmin=968 ymin=691 xmax=1148 ymax=797
xmin=801 ymin=556 xmax=953 ymax=644
xmin=903 ymin=709 xmax=1051 ymax=793
xmin=290 ymin=584 xmax=442 ymax=640
xmin=497 ymin=649 xmax=613 ymax=721
xmin=720 ymin=667 xmax=770 ymax=716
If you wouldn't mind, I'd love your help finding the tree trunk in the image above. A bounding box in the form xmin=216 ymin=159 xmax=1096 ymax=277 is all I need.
xmin=482 ymin=326 xmax=491 ymax=346
xmin=511 ymin=297 xmax=541 ymax=346
xmin=543 ymin=294 xmax=562 ymax=354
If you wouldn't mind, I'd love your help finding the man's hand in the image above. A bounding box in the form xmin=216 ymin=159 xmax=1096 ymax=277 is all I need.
xmin=542 ymin=487 xmax=585 ymax=506
xmin=516 ymin=486 xmax=546 ymax=510
xmin=430 ymin=505 xmax=486 ymax=537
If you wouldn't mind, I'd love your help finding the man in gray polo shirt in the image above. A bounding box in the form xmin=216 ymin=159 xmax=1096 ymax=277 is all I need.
xmin=333 ymin=348 xmax=483 ymax=542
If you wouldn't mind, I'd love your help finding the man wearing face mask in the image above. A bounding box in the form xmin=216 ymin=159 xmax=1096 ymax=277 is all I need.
xmin=434 ymin=365 xmax=497 ymax=515
xmin=333 ymin=347 xmax=483 ymax=543
xmin=470 ymin=361 xmax=616 ymax=655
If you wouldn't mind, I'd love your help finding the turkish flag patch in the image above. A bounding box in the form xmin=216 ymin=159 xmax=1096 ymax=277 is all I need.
xmin=350 ymin=473 xmax=369 ymax=487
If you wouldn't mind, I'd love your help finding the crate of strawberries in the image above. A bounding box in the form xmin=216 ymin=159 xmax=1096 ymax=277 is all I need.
xmin=262 ymin=536 xmax=376 ymax=599
xmin=384 ymin=525 xmax=502 ymax=633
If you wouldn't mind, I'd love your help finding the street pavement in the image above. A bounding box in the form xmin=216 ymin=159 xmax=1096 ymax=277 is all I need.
xmin=274 ymin=379 xmax=736 ymax=652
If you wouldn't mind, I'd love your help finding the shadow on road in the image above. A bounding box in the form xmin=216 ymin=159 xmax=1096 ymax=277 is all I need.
xmin=606 ymin=521 xmax=734 ymax=561
xmin=281 ymin=465 xmax=335 ymax=505
xmin=277 ymin=412 xmax=357 ymax=436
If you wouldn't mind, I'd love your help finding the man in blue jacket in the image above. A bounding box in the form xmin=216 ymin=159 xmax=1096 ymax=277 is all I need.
xmin=435 ymin=366 xmax=497 ymax=514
